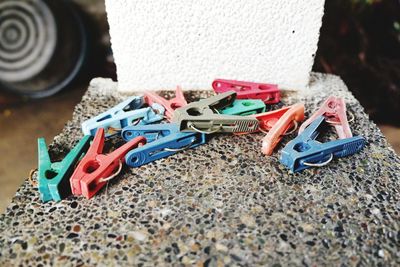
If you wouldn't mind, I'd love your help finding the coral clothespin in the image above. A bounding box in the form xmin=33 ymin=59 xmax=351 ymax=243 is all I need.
xmin=219 ymin=99 xmax=266 ymax=116
xmin=70 ymin=128 xmax=146 ymax=199
xmin=212 ymin=79 xmax=280 ymax=104
xmin=123 ymin=123 xmax=206 ymax=167
xmin=280 ymin=116 xmax=366 ymax=172
xmin=235 ymin=106 xmax=293 ymax=135
xmin=81 ymin=96 xmax=165 ymax=137
xmin=37 ymin=136 xmax=91 ymax=202
xmin=261 ymin=103 xmax=305 ymax=156
xmin=145 ymin=86 xmax=188 ymax=121
xmin=298 ymin=96 xmax=352 ymax=139
xmin=172 ymin=91 xmax=259 ymax=133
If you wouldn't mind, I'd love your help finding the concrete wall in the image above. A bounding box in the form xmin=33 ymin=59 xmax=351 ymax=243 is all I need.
xmin=105 ymin=0 xmax=325 ymax=91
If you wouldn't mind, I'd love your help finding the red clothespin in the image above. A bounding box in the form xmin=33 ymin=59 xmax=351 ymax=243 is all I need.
xmin=298 ymin=96 xmax=352 ymax=139
xmin=70 ymin=128 xmax=146 ymax=199
xmin=261 ymin=103 xmax=305 ymax=155
xmin=145 ymin=86 xmax=188 ymax=121
xmin=212 ymin=79 xmax=280 ymax=104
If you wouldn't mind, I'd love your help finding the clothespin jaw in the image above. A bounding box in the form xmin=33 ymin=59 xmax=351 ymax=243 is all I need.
xmin=219 ymin=99 xmax=266 ymax=116
xmin=81 ymin=96 xmax=165 ymax=137
xmin=254 ymin=106 xmax=291 ymax=132
xmin=172 ymin=91 xmax=259 ymax=133
xmin=280 ymin=116 xmax=366 ymax=173
xmin=37 ymin=136 xmax=91 ymax=202
xmin=70 ymin=128 xmax=146 ymax=199
xmin=212 ymin=79 xmax=280 ymax=104
xmin=298 ymin=96 xmax=352 ymax=139
xmin=125 ymin=123 xmax=206 ymax=168
xmin=145 ymin=86 xmax=188 ymax=121
xmin=261 ymin=103 xmax=305 ymax=156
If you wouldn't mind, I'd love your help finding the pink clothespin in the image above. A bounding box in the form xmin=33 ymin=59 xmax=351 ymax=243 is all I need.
xmin=145 ymin=86 xmax=188 ymax=121
xmin=212 ymin=79 xmax=280 ymax=104
xmin=298 ymin=96 xmax=352 ymax=139
xmin=261 ymin=103 xmax=305 ymax=156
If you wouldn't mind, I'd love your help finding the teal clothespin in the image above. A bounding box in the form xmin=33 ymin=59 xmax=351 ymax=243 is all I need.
xmin=37 ymin=136 xmax=91 ymax=202
xmin=219 ymin=99 xmax=266 ymax=116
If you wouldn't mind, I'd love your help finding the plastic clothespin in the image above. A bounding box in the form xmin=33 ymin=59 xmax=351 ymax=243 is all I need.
xmin=298 ymin=96 xmax=352 ymax=139
xmin=234 ymin=106 xmax=292 ymax=135
xmin=219 ymin=99 xmax=266 ymax=116
xmin=123 ymin=123 xmax=206 ymax=167
xmin=121 ymin=123 xmax=177 ymax=143
xmin=81 ymin=96 xmax=165 ymax=137
xmin=280 ymin=116 xmax=365 ymax=173
xmin=70 ymin=128 xmax=146 ymax=199
xmin=172 ymin=91 xmax=259 ymax=134
xmin=261 ymin=103 xmax=305 ymax=156
xmin=38 ymin=136 xmax=91 ymax=202
xmin=145 ymin=86 xmax=188 ymax=121
xmin=212 ymin=79 xmax=280 ymax=104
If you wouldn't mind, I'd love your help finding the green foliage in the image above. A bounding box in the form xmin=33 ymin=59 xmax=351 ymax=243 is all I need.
xmin=394 ymin=21 xmax=400 ymax=32
xmin=350 ymin=0 xmax=379 ymax=5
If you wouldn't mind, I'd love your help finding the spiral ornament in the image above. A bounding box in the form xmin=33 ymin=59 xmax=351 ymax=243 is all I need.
xmin=0 ymin=0 xmax=56 ymax=83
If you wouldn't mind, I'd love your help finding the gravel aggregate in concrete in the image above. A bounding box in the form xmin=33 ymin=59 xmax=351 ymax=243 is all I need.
xmin=0 ymin=73 xmax=399 ymax=266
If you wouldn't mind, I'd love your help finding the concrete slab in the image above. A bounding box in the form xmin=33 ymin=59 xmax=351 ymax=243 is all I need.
xmin=0 ymin=73 xmax=399 ymax=266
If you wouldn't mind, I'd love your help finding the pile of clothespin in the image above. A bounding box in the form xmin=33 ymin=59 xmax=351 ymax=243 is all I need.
xmin=35 ymin=79 xmax=366 ymax=202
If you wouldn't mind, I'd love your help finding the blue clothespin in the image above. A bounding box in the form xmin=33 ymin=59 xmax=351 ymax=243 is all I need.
xmin=219 ymin=99 xmax=266 ymax=116
xmin=280 ymin=116 xmax=365 ymax=173
xmin=123 ymin=123 xmax=206 ymax=167
xmin=37 ymin=136 xmax=91 ymax=202
xmin=81 ymin=96 xmax=165 ymax=137
xmin=121 ymin=123 xmax=176 ymax=143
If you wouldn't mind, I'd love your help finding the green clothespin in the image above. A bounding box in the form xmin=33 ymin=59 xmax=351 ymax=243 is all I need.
xmin=37 ymin=136 xmax=91 ymax=202
xmin=219 ymin=99 xmax=266 ymax=116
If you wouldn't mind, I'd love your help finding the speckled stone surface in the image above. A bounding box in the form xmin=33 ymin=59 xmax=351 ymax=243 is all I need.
xmin=1 ymin=73 xmax=399 ymax=266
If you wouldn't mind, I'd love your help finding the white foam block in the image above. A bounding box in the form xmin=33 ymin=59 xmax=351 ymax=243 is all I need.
xmin=105 ymin=0 xmax=325 ymax=91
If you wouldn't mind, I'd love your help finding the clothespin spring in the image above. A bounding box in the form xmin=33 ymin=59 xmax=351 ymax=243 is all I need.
xmin=191 ymin=108 xmax=222 ymax=134
xmin=28 ymin=168 xmax=38 ymax=187
xmin=325 ymin=112 xmax=355 ymax=125
xmin=98 ymin=159 xmax=123 ymax=183
xmin=187 ymin=122 xmax=223 ymax=134
xmin=258 ymin=120 xmax=299 ymax=135
xmin=263 ymin=96 xmax=274 ymax=103
xmin=163 ymin=137 xmax=197 ymax=152
xmin=302 ymin=153 xmax=334 ymax=167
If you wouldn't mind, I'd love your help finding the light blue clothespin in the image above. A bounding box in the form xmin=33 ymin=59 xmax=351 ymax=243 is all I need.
xmin=219 ymin=99 xmax=266 ymax=116
xmin=81 ymin=96 xmax=165 ymax=137
xmin=122 ymin=123 xmax=206 ymax=167
xmin=280 ymin=116 xmax=366 ymax=173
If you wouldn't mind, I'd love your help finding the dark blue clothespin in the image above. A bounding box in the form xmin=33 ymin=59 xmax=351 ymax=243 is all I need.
xmin=81 ymin=96 xmax=165 ymax=137
xmin=122 ymin=123 xmax=206 ymax=167
xmin=280 ymin=116 xmax=365 ymax=172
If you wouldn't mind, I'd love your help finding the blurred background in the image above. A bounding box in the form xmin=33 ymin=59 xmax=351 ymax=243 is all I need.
xmin=0 ymin=0 xmax=399 ymax=212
